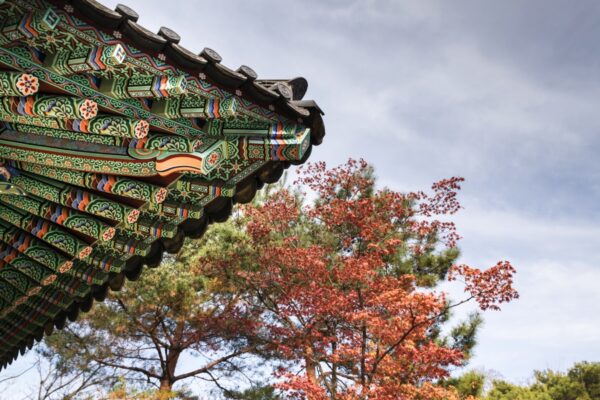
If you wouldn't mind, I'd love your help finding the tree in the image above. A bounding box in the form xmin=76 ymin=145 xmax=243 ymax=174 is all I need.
xmin=485 ymin=380 xmax=550 ymax=400
xmin=40 ymin=237 xmax=263 ymax=398
xmin=564 ymin=362 xmax=600 ymax=399
xmin=443 ymin=370 xmax=486 ymax=399
xmin=198 ymin=159 xmax=518 ymax=399
xmin=486 ymin=362 xmax=600 ymax=400
xmin=223 ymin=385 xmax=281 ymax=400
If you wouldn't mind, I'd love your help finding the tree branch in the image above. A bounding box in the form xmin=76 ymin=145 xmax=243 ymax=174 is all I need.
xmin=172 ymin=346 xmax=254 ymax=382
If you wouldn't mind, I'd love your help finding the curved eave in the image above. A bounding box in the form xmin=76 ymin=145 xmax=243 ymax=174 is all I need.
xmin=0 ymin=0 xmax=325 ymax=367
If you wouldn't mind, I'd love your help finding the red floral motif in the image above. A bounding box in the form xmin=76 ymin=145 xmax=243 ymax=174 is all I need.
xmin=79 ymin=99 xmax=98 ymax=119
xmin=134 ymin=120 xmax=150 ymax=139
xmin=127 ymin=209 xmax=140 ymax=224
xmin=15 ymin=296 xmax=27 ymax=306
xmin=59 ymin=261 xmax=73 ymax=273
xmin=16 ymin=74 xmax=39 ymax=96
xmin=102 ymin=227 xmax=116 ymax=241
xmin=42 ymin=274 xmax=57 ymax=286
xmin=78 ymin=246 xmax=93 ymax=259
xmin=154 ymin=188 xmax=168 ymax=204
xmin=207 ymin=152 xmax=220 ymax=166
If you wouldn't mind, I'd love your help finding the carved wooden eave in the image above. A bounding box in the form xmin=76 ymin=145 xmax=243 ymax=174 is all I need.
xmin=0 ymin=0 xmax=325 ymax=367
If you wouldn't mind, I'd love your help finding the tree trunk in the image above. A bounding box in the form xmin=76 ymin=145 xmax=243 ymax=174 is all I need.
xmin=159 ymin=378 xmax=172 ymax=392
xmin=159 ymin=348 xmax=182 ymax=397
xmin=305 ymin=345 xmax=318 ymax=399
xmin=305 ymin=346 xmax=317 ymax=382
xmin=158 ymin=319 xmax=186 ymax=396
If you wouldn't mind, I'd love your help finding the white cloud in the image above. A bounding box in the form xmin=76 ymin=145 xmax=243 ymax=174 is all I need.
xmin=445 ymin=199 xmax=600 ymax=381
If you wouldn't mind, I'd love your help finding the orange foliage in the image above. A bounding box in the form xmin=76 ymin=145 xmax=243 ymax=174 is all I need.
xmin=200 ymin=159 xmax=517 ymax=399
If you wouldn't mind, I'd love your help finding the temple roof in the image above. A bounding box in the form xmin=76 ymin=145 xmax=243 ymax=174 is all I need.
xmin=0 ymin=0 xmax=324 ymax=367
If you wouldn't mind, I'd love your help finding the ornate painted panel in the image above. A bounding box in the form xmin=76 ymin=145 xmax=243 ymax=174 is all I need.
xmin=0 ymin=0 xmax=325 ymax=367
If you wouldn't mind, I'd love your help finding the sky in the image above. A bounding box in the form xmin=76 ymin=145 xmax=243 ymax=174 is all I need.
xmin=3 ymin=0 xmax=600 ymax=394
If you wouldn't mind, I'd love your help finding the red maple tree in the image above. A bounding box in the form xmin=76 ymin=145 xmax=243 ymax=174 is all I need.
xmin=200 ymin=159 xmax=518 ymax=399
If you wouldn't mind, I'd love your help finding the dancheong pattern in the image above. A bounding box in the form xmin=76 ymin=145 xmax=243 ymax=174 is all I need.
xmin=0 ymin=0 xmax=325 ymax=367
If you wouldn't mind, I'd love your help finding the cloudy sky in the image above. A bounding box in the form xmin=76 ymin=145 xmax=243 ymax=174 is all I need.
xmin=4 ymin=0 xmax=600 ymax=392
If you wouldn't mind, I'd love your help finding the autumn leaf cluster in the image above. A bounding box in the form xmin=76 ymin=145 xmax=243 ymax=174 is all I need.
xmin=197 ymin=159 xmax=519 ymax=399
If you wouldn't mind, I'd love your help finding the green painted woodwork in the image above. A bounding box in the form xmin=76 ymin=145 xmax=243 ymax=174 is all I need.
xmin=0 ymin=291 xmax=73 ymax=332
xmin=151 ymin=96 xmax=237 ymax=119
xmin=0 ymin=0 xmax=321 ymax=365
xmin=0 ymin=181 xmax=26 ymax=195
xmin=0 ymin=8 xmax=59 ymax=46
xmin=0 ymin=193 xmax=116 ymax=242
xmin=16 ymin=162 xmax=168 ymax=204
xmin=82 ymin=248 xmax=125 ymax=274
xmin=0 ymin=1 xmax=278 ymax=125
xmin=0 ymin=136 xmax=159 ymax=176
xmin=5 ymin=122 xmax=203 ymax=151
xmin=0 ymin=220 xmax=111 ymax=281
xmin=0 ymin=220 xmax=70 ymax=273
xmin=0 ymin=95 xmax=98 ymax=119
xmin=125 ymin=214 xmax=180 ymax=239
xmin=0 ymin=45 xmax=206 ymax=137
xmin=4 ymin=122 xmax=124 ymax=146
xmin=7 ymin=172 xmax=141 ymax=224
xmin=0 ymin=201 xmax=94 ymax=260
xmin=0 ymin=108 xmax=148 ymax=138
xmin=0 ymin=72 xmax=39 ymax=96
xmin=0 ymin=245 xmax=53 ymax=285
xmin=100 ymin=74 xmax=187 ymax=99
xmin=147 ymin=198 xmax=204 ymax=220
xmin=43 ymin=44 xmax=126 ymax=75
xmin=101 ymin=229 xmax=154 ymax=257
